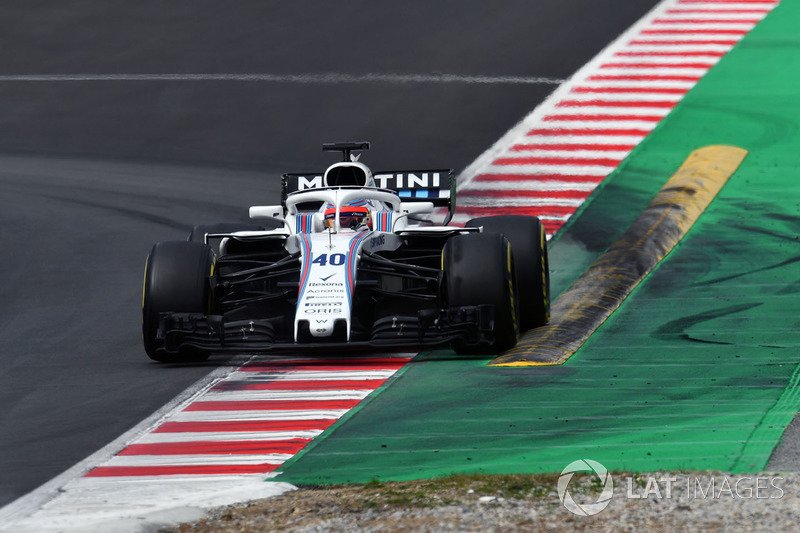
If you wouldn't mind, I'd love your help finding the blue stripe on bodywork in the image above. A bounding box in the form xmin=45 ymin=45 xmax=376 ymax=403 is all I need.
xmin=375 ymin=211 xmax=392 ymax=232
xmin=296 ymin=234 xmax=313 ymax=305
xmin=345 ymin=231 xmax=371 ymax=306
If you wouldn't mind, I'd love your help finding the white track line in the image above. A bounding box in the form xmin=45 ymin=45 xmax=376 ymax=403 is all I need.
xmin=0 ymin=73 xmax=566 ymax=85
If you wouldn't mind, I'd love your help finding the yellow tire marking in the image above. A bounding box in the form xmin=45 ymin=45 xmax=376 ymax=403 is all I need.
xmin=142 ymin=255 xmax=149 ymax=310
xmin=540 ymin=223 xmax=549 ymax=322
xmin=506 ymin=240 xmax=518 ymax=338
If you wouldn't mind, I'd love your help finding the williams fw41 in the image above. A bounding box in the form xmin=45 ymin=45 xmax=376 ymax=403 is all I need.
xmin=142 ymin=142 xmax=550 ymax=362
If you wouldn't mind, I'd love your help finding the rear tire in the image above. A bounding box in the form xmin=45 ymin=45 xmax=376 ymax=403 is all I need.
xmin=466 ymin=215 xmax=550 ymax=329
xmin=443 ymin=232 xmax=519 ymax=355
xmin=142 ymin=241 xmax=215 ymax=363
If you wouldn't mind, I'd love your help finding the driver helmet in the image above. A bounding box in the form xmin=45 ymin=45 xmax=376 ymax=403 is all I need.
xmin=324 ymin=205 xmax=372 ymax=230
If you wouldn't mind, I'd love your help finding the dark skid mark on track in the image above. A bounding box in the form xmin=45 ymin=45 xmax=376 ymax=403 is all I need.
xmin=764 ymin=212 xmax=800 ymax=225
xmin=660 ymin=185 xmax=697 ymax=198
xmin=694 ymin=255 xmax=800 ymax=286
xmin=652 ymin=303 xmax=762 ymax=344
xmin=729 ymin=222 xmax=800 ymax=244
xmin=26 ymin=177 xmax=240 ymax=213
xmin=724 ymin=204 xmax=800 ymax=240
xmin=728 ymin=203 xmax=800 ymax=229
xmin=40 ymin=194 xmax=192 ymax=232
xmin=776 ymin=279 xmax=800 ymax=296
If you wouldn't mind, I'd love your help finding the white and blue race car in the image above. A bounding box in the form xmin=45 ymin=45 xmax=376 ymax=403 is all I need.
xmin=142 ymin=142 xmax=549 ymax=362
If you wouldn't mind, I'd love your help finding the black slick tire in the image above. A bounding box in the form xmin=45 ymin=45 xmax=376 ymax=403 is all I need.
xmin=142 ymin=241 xmax=215 ymax=363
xmin=466 ymin=215 xmax=550 ymax=330
xmin=443 ymin=232 xmax=519 ymax=355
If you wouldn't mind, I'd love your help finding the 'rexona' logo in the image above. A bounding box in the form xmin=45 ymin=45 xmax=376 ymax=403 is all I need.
xmin=557 ymin=459 xmax=614 ymax=516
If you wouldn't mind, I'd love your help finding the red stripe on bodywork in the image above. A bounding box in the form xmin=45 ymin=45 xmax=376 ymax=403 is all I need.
xmin=346 ymin=232 xmax=369 ymax=305
xmin=296 ymin=234 xmax=313 ymax=301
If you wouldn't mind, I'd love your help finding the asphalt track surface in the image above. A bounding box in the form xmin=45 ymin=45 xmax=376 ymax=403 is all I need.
xmin=0 ymin=1 xmax=662 ymax=508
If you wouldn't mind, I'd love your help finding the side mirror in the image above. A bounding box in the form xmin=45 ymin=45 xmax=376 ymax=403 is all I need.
xmin=249 ymin=205 xmax=284 ymax=219
xmin=400 ymin=201 xmax=435 ymax=215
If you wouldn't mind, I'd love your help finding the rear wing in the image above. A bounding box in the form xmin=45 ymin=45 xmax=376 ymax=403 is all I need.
xmin=281 ymin=169 xmax=457 ymax=223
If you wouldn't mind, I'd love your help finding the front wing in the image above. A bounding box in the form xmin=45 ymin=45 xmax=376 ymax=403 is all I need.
xmin=153 ymin=305 xmax=497 ymax=354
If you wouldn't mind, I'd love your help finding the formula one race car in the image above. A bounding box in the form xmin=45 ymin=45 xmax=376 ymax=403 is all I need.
xmin=142 ymin=142 xmax=549 ymax=362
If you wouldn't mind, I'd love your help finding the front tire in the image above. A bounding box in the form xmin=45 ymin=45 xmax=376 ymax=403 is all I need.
xmin=443 ymin=232 xmax=519 ymax=355
xmin=466 ymin=215 xmax=550 ymax=330
xmin=142 ymin=241 xmax=215 ymax=362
